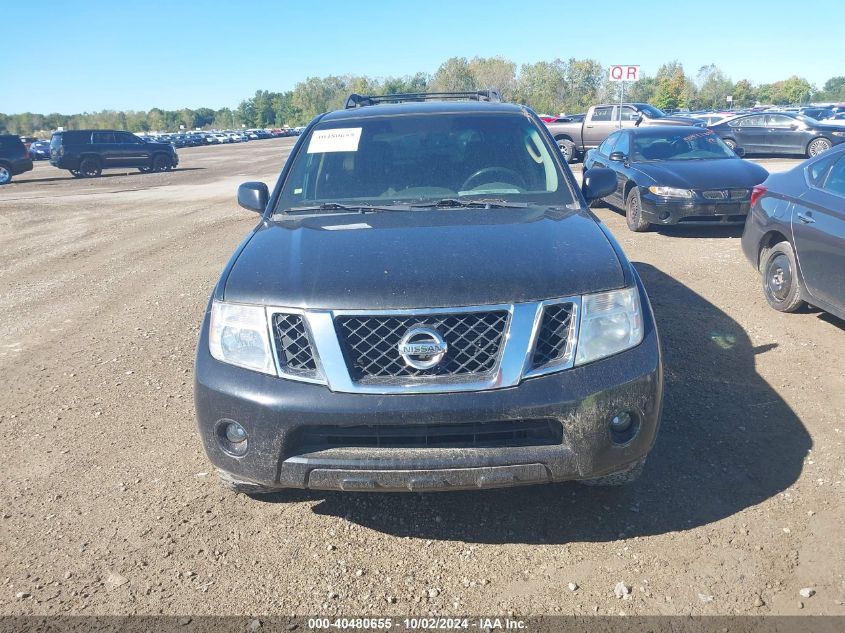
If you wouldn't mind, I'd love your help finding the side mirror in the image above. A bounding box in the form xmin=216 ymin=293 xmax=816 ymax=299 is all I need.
xmin=789 ymin=124 xmax=799 ymax=130
xmin=237 ymin=181 xmax=269 ymax=213
xmin=733 ymin=147 xmax=746 ymax=158
xmin=609 ymin=151 xmax=626 ymax=162
xmin=582 ymin=168 xmax=617 ymax=202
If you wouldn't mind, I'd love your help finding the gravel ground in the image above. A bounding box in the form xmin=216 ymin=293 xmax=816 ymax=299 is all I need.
xmin=0 ymin=139 xmax=843 ymax=617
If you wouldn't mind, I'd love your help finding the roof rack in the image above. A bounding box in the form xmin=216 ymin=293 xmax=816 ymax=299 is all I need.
xmin=344 ymin=90 xmax=502 ymax=109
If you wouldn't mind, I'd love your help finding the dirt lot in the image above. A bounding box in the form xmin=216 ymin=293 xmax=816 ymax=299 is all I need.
xmin=1 ymin=139 xmax=843 ymax=618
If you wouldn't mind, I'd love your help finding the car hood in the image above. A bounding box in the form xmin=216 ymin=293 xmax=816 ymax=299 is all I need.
xmin=223 ymin=206 xmax=626 ymax=309
xmin=644 ymin=115 xmax=702 ymax=126
xmin=632 ymin=158 xmax=769 ymax=189
xmin=815 ymin=123 xmax=845 ymax=132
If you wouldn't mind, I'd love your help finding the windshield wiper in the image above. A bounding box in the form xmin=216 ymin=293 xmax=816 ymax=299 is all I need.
xmin=411 ymin=198 xmax=528 ymax=209
xmin=282 ymin=202 xmax=411 ymax=214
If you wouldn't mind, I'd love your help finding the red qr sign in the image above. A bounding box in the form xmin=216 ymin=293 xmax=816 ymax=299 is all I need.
xmin=609 ymin=65 xmax=640 ymax=81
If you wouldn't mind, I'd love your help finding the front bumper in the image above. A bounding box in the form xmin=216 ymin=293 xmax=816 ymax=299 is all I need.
xmin=194 ymin=295 xmax=663 ymax=492
xmin=640 ymin=189 xmax=750 ymax=225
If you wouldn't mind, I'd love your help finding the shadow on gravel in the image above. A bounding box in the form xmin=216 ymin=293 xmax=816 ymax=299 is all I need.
xmin=270 ymin=264 xmax=811 ymax=544
xmin=13 ymin=167 xmax=205 ymax=185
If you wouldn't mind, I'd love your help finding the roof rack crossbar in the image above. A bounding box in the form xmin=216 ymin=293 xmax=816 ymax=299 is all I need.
xmin=344 ymin=90 xmax=502 ymax=109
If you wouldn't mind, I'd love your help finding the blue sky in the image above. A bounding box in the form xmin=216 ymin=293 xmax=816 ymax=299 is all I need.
xmin=5 ymin=0 xmax=843 ymax=114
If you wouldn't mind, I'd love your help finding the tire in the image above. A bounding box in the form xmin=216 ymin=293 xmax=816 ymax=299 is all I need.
xmin=580 ymin=458 xmax=646 ymax=487
xmin=69 ymin=169 xmax=82 ymax=178
xmin=217 ymin=470 xmax=280 ymax=496
xmin=807 ymin=137 xmax=831 ymax=158
xmin=0 ymin=163 xmax=12 ymax=185
xmin=79 ymin=157 xmax=102 ymax=178
xmin=723 ymin=138 xmax=737 ymax=151
xmin=556 ymin=138 xmax=577 ymax=164
xmin=138 ymin=166 xmax=152 ymax=173
xmin=761 ymin=242 xmax=805 ymax=312
xmin=625 ymin=187 xmax=651 ymax=232
xmin=152 ymin=154 xmax=172 ymax=172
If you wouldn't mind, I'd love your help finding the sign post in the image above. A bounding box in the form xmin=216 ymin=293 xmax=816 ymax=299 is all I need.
xmin=609 ymin=65 xmax=640 ymax=128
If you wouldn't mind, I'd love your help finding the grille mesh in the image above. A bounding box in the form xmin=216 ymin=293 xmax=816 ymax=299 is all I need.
xmin=271 ymin=313 xmax=318 ymax=375
xmin=295 ymin=419 xmax=563 ymax=450
xmin=335 ymin=312 xmax=508 ymax=381
xmin=531 ymin=303 xmax=575 ymax=369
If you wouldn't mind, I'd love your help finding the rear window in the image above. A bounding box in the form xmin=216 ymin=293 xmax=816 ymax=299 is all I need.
xmin=277 ymin=113 xmax=574 ymax=212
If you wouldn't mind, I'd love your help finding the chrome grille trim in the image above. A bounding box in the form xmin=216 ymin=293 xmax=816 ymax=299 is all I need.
xmin=266 ymin=298 xmax=581 ymax=394
xmin=523 ymin=298 xmax=580 ymax=379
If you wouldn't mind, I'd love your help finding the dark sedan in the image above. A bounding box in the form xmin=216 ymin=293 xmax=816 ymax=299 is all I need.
xmin=709 ymin=112 xmax=845 ymax=158
xmin=583 ymin=126 xmax=769 ymax=232
xmin=741 ymin=145 xmax=845 ymax=321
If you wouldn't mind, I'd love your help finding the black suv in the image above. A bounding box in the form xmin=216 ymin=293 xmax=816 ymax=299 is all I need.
xmin=194 ymin=91 xmax=663 ymax=495
xmin=0 ymin=134 xmax=34 ymax=185
xmin=49 ymin=129 xmax=179 ymax=177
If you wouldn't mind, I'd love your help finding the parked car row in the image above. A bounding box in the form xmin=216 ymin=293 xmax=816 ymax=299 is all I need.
xmin=138 ymin=127 xmax=302 ymax=148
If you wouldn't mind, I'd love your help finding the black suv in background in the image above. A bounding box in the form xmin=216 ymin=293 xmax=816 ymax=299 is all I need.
xmin=0 ymin=135 xmax=34 ymax=185
xmin=195 ymin=91 xmax=663 ymax=496
xmin=49 ymin=130 xmax=179 ymax=177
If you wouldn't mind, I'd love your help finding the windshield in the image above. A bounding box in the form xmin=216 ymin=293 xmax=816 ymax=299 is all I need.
xmin=276 ymin=113 xmax=575 ymax=213
xmin=632 ymin=129 xmax=736 ymax=161
xmin=638 ymin=104 xmax=666 ymax=119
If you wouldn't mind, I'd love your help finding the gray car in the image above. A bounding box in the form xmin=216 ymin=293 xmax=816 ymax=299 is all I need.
xmin=741 ymin=145 xmax=845 ymax=320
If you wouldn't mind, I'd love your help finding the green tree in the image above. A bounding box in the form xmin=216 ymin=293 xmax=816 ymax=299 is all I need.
xmin=291 ymin=76 xmax=346 ymax=123
xmin=431 ymin=57 xmax=475 ymax=92
xmin=514 ymin=60 xmax=566 ymax=114
xmin=731 ymin=79 xmax=756 ymax=108
xmin=818 ymin=76 xmax=845 ymax=101
xmin=626 ymin=75 xmax=658 ymax=104
xmin=695 ymin=64 xmax=733 ymax=109
xmin=467 ymin=56 xmax=516 ymax=99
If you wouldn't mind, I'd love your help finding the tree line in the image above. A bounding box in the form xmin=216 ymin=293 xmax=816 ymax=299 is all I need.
xmin=3 ymin=57 xmax=844 ymax=137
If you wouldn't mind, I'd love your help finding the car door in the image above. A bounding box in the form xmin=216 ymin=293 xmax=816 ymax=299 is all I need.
xmin=727 ymin=115 xmax=767 ymax=152
xmin=91 ymin=131 xmax=119 ymax=165
xmin=765 ymin=114 xmax=804 ymax=154
xmin=582 ymin=106 xmax=617 ymax=149
xmin=115 ymin=132 xmax=151 ymax=167
xmin=791 ymin=153 xmax=845 ymax=311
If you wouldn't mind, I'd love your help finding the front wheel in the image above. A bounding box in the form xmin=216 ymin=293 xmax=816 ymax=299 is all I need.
xmin=557 ymin=138 xmax=577 ymax=164
xmin=152 ymin=154 xmax=172 ymax=172
xmin=625 ymin=187 xmax=651 ymax=232
xmin=761 ymin=242 xmax=805 ymax=312
xmin=723 ymin=138 xmax=737 ymax=151
xmin=807 ymin=137 xmax=831 ymax=158
xmin=0 ymin=164 xmax=12 ymax=185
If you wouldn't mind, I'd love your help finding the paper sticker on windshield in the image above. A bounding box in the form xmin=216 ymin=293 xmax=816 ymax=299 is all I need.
xmin=307 ymin=128 xmax=362 ymax=153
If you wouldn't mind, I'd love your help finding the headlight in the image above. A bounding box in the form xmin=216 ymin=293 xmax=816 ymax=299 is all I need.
xmin=648 ymin=186 xmax=693 ymax=198
xmin=575 ymin=287 xmax=644 ymax=366
xmin=208 ymin=301 xmax=276 ymax=375
xmin=831 ymin=132 xmax=845 ymax=137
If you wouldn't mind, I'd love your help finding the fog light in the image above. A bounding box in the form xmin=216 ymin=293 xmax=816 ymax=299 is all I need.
xmin=217 ymin=419 xmax=248 ymax=457
xmin=610 ymin=412 xmax=632 ymax=432
xmin=225 ymin=422 xmax=247 ymax=444
xmin=609 ymin=411 xmax=639 ymax=445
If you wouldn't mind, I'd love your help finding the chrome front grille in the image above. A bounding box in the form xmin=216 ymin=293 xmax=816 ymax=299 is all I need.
xmin=335 ymin=311 xmax=508 ymax=382
xmin=266 ymin=298 xmax=581 ymax=394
